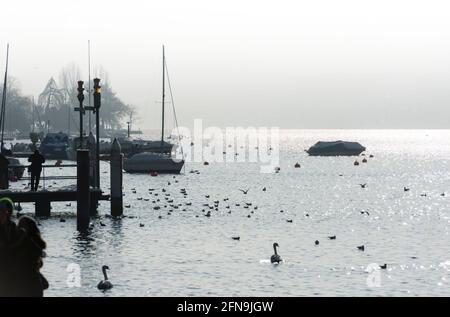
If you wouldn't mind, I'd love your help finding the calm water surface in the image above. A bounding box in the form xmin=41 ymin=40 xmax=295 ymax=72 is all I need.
xmin=8 ymin=130 xmax=450 ymax=296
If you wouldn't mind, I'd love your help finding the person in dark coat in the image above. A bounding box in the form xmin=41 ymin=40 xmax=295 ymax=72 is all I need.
xmin=28 ymin=150 xmax=45 ymax=191
xmin=0 ymin=199 xmax=48 ymax=297
xmin=16 ymin=216 xmax=48 ymax=297
xmin=0 ymin=197 xmax=26 ymax=297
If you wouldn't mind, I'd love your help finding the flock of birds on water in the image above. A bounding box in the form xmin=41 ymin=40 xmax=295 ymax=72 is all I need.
xmin=94 ymin=153 xmax=447 ymax=291
xmin=12 ymin=152 xmax=448 ymax=292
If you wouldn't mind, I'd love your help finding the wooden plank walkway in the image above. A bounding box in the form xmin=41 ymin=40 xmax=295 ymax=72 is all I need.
xmin=0 ymin=188 xmax=110 ymax=217
xmin=20 ymin=176 xmax=77 ymax=180
xmin=9 ymin=152 xmax=33 ymax=158
xmin=0 ymin=188 xmax=109 ymax=202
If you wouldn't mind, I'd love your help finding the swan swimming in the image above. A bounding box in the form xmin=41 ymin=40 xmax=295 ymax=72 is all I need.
xmin=97 ymin=265 xmax=113 ymax=291
xmin=270 ymin=243 xmax=282 ymax=264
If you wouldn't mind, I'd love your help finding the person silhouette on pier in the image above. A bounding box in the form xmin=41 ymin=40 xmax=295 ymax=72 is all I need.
xmin=28 ymin=150 xmax=45 ymax=191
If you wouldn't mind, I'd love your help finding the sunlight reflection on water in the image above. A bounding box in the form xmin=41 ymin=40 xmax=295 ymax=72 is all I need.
xmin=8 ymin=129 xmax=450 ymax=296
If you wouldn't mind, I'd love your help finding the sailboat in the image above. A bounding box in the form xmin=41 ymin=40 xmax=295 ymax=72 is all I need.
xmin=123 ymin=46 xmax=184 ymax=174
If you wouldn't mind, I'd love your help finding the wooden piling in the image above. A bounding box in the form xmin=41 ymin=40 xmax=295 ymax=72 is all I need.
xmin=110 ymin=138 xmax=123 ymax=217
xmin=88 ymin=132 xmax=96 ymax=187
xmin=89 ymin=198 xmax=98 ymax=216
xmin=87 ymin=132 xmax=98 ymax=216
xmin=35 ymin=200 xmax=51 ymax=217
xmin=0 ymin=154 xmax=9 ymax=189
xmin=77 ymin=149 xmax=90 ymax=231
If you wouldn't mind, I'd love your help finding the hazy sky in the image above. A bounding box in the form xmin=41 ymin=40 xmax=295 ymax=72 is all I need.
xmin=1 ymin=0 xmax=450 ymax=129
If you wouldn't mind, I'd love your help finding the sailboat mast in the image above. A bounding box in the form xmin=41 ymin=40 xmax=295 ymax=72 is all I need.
xmin=0 ymin=43 xmax=10 ymax=153
xmin=32 ymin=97 xmax=35 ymax=132
xmin=161 ymin=45 xmax=165 ymax=147
xmin=67 ymin=97 xmax=71 ymax=135
xmin=88 ymin=40 xmax=92 ymax=133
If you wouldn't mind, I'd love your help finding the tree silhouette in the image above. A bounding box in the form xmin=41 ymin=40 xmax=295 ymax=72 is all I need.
xmin=0 ymin=77 xmax=33 ymax=135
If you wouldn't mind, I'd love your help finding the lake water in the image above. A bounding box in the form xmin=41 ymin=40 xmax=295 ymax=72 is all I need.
xmin=7 ymin=129 xmax=450 ymax=296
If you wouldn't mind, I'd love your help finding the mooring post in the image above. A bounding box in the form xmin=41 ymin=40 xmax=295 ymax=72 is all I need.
xmin=88 ymin=132 xmax=98 ymax=216
xmin=89 ymin=196 xmax=98 ymax=217
xmin=110 ymin=138 xmax=123 ymax=217
xmin=35 ymin=200 xmax=51 ymax=218
xmin=77 ymin=149 xmax=90 ymax=231
xmin=88 ymin=132 xmax=96 ymax=187
xmin=0 ymin=153 xmax=9 ymax=190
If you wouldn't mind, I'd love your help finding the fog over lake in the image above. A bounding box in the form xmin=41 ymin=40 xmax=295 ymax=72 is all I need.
xmin=1 ymin=0 xmax=450 ymax=129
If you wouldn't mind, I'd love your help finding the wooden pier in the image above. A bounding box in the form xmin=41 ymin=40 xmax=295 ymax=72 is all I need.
xmin=0 ymin=78 xmax=124 ymax=231
xmin=1 ymin=141 xmax=122 ymax=231
xmin=9 ymin=152 xmax=33 ymax=158
xmin=1 ymin=188 xmax=110 ymax=217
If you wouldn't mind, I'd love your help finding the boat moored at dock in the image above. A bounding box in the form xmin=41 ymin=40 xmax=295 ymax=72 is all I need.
xmin=123 ymin=152 xmax=184 ymax=174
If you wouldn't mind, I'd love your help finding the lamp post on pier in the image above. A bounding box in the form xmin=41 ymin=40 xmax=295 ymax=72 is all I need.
xmin=75 ymin=80 xmax=90 ymax=231
xmin=93 ymin=78 xmax=101 ymax=188
xmin=83 ymin=78 xmax=101 ymax=188
xmin=75 ymin=81 xmax=85 ymax=148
